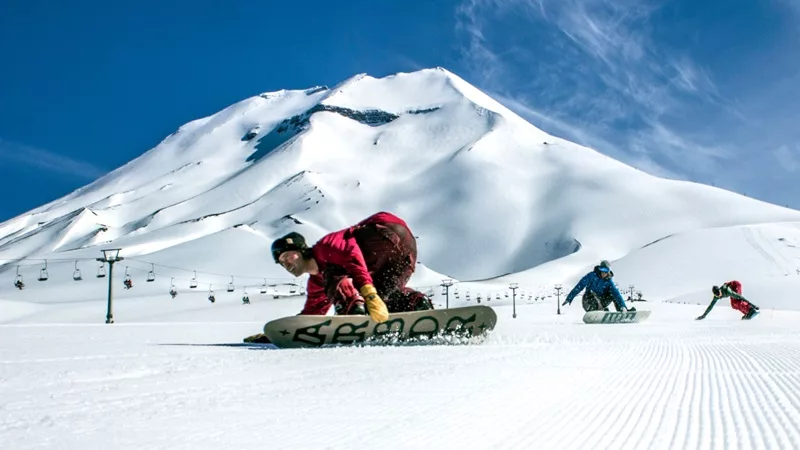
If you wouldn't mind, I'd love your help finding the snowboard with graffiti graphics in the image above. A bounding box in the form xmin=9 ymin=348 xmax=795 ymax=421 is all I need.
xmin=263 ymin=305 xmax=497 ymax=348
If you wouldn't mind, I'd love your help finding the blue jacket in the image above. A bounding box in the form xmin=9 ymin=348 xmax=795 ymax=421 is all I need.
xmin=564 ymin=266 xmax=627 ymax=310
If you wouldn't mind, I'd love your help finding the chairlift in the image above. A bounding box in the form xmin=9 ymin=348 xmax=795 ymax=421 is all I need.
xmin=505 ymin=291 xmax=509 ymax=298
xmin=272 ymin=285 xmax=279 ymax=299
xmin=476 ymin=293 xmax=481 ymax=304
xmin=289 ymin=285 xmax=298 ymax=295
xmin=227 ymin=276 xmax=235 ymax=293
xmin=208 ymin=285 xmax=216 ymax=303
xmin=72 ymin=261 xmax=83 ymax=281
xmin=123 ymin=267 xmax=133 ymax=290
xmin=38 ymin=260 xmax=49 ymax=281
xmin=97 ymin=262 xmax=107 ymax=278
xmin=169 ymin=278 xmax=178 ymax=298
xmin=190 ymin=271 xmax=198 ymax=289
xmin=147 ymin=264 xmax=155 ymax=282
xmin=14 ymin=266 xmax=24 ymax=290
xmin=242 ymin=287 xmax=250 ymax=305
xmin=260 ymin=279 xmax=267 ymax=294
xmin=441 ymin=286 xmax=447 ymax=296
xmin=496 ymin=292 xmax=501 ymax=301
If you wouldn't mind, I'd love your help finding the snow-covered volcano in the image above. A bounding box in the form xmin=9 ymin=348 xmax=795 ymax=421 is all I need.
xmin=1 ymin=67 xmax=799 ymax=311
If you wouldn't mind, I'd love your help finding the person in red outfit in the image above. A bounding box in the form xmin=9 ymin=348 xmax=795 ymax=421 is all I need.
xmin=271 ymin=211 xmax=433 ymax=322
xmin=696 ymin=280 xmax=760 ymax=320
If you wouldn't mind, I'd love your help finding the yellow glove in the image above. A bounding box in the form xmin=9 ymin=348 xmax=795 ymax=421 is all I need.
xmin=360 ymin=284 xmax=389 ymax=323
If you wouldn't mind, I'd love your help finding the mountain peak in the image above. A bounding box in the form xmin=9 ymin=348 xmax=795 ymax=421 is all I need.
xmin=1 ymin=68 xmax=798 ymax=300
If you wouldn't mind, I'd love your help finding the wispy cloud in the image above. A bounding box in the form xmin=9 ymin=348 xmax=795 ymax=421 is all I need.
xmin=454 ymin=0 xmax=735 ymax=180
xmin=0 ymin=137 xmax=106 ymax=180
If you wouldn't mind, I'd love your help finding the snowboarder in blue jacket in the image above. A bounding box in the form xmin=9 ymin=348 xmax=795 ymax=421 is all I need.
xmin=562 ymin=260 xmax=634 ymax=312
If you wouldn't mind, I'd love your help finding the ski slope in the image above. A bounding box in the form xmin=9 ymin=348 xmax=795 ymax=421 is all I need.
xmin=2 ymin=301 xmax=799 ymax=449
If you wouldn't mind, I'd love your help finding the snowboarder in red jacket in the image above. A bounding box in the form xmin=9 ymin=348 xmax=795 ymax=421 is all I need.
xmin=270 ymin=211 xmax=433 ymax=323
xmin=696 ymin=280 xmax=760 ymax=320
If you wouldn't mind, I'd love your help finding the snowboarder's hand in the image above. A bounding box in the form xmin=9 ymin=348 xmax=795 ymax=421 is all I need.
xmin=360 ymin=284 xmax=389 ymax=323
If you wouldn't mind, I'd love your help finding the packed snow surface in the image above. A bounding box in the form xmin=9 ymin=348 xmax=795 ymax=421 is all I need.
xmin=2 ymin=300 xmax=799 ymax=449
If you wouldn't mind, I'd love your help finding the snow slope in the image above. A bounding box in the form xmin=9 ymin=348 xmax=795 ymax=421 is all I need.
xmin=1 ymin=67 xmax=799 ymax=307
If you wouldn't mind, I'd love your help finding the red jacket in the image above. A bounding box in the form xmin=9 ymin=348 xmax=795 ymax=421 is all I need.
xmin=299 ymin=212 xmax=411 ymax=315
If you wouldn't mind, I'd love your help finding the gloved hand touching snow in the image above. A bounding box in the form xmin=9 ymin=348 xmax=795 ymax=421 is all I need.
xmin=359 ymin=284 xmax=389 ymax=323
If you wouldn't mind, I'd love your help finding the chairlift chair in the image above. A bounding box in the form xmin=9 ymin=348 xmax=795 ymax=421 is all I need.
xmin=14 ymin=266 xmax=24 ymax=290
xmin=208 ymin=285 xmax=216 ymax=303
xmin=289 ymin=285 xmax=298 ymax=295
xmin=272 ymin=285 xmax=279 ymax=299
xmin=242 ymin=288 xmax=250 ymax=305
xmin=260 ymin=279 xmax=267 ymax=294
xmin=190 ymin=271 xmax=198 ymax=289
xmin=38 ymin=260 xmax=49 ymax=281
xmin=97 ymin=262 xmax=107 ymax=278
xmin=169 ymin=278 xmax=178 ymax=298
xmin=147 ymin=264 xmax=155 ymax=282
xmin=73 ymin=261 xmax=83 ymax=281
xmin=227 ymin=276 xmax=235 ymax=293
xmin=123 ymin=267 xmax=133 ymax=290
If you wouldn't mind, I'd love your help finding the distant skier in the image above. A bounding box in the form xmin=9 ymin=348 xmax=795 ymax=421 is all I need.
xmin=561 ymin=260 xmax=634 ymax=312
xmin=696 ymin=281 xmax=760 ymax=320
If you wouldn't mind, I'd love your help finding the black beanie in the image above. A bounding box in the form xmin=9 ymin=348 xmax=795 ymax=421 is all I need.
xmin=271 ymin=232 xmax=308 ymax=263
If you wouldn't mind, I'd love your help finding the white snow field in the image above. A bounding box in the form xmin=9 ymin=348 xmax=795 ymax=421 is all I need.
xmin=2 ymin=67 xmax=800 ymax=448
xmin=2 ymin=301 xmax=800 ymax=449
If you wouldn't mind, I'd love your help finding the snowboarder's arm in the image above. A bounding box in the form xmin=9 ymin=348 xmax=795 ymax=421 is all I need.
xmin=314 ymin=229 xmax=374 ymax=289
xmin=608 ymin=282 xmax=627 ymax=310
xmin=725 ymin=287 xmax=750 ymax=304
xmin=697 ymin=297 xmax=719 ymax=319
xmin=565 ymin=274 xmax=591 ymax=304
xmin=313 ymin=229 xmax=388 ymax=323
xmin=299 ymin=276 xmax=332 ymax=315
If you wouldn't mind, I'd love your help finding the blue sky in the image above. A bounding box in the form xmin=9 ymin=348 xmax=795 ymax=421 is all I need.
xmin=1 ymin=0 xmax=799 ymax=221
